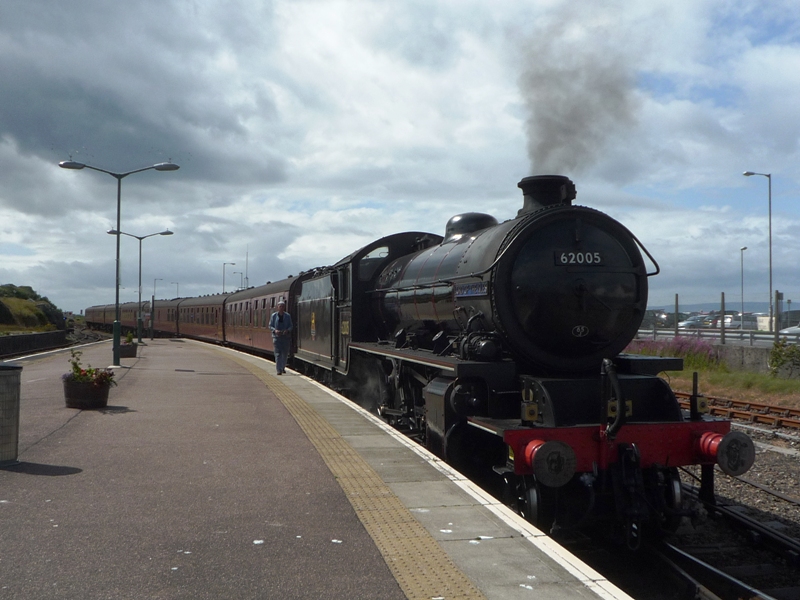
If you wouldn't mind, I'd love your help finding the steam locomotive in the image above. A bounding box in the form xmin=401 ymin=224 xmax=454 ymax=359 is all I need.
xmin=86 ymin=175 xmax=755 ymax=545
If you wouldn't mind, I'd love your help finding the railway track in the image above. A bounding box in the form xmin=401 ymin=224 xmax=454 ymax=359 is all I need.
xmin=661 ymin=476 xmax=800 ymax=599
xmin=548 ymin=393 xmax=800 ymax=599
xmin=560 ymin=464 xmax=800 ymax=599
xmin=676 ymin=391 xmax=800 ymax=429
xmin=650 ymin=541 xmax=782 ymax=600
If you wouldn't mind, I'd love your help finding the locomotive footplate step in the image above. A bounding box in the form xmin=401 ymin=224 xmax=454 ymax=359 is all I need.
xmin=1 ymin=340 xmax=632 ymax=600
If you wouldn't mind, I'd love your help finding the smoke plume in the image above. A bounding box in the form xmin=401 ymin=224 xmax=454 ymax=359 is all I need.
xmin=519 ymin=12 xmax=640 ymax=175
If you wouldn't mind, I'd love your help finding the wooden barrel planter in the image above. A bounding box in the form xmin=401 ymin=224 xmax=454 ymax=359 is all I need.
xmin=119 ymin=343 xmax=138 ymax=358
xmin=63 ymin=380 xmax=111 ymax=409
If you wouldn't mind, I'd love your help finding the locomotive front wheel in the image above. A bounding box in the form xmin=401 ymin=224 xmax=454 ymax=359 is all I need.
xmin=518 ymin=476 xmax=556 ymax=533
xmin=662 ymin=467 xmax=683 ymax=533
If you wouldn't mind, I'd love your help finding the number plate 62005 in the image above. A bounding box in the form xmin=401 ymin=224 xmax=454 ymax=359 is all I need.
xmin=554 ymin=251 xmax=603 ymax=265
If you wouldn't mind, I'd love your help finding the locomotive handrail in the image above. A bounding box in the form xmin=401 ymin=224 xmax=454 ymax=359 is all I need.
xmin=630 ymin=231 xmax=660 ymax=277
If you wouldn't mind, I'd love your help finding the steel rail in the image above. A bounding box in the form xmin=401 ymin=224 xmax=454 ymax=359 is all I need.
xmin=735 ymin=475 xmax=800 ymax=508
xmin=651 ymin=542 xmax=780 ymax=600
xmin=676 ymin=392 xmax=800 ymax=429
xmin=682 ymin=483 xmax=800 ymax=563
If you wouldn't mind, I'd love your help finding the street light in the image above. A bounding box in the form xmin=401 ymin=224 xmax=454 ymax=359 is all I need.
xmin=223 ymin=262 xmax=236 ymax=293
xmin=740 ymin=246 xmax=747 ymax=325
xmin=743 ymin=171 xmax=772 ymax=331
xmin=233 ymin=271 xmax=243 ymax=291
xmin=151 ymin=278 xmax=163 ymax=341
xmin=59 ymin=159 xmax=179 ymax=365
xmin=108 ymin=228 xmax=173 ymax=343
xmin=171 ymin=282 xmax=179 ymax=298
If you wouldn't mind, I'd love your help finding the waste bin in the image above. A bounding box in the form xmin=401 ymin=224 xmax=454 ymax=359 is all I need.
xmin=0 ymin=363 xmax=22 ymax=466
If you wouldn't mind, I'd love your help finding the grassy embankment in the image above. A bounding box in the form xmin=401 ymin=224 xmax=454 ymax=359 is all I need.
xmin=0 ymin=284 xmax=66 ymax=334
xmin=627 ymin=336 xmax=800 ymax=409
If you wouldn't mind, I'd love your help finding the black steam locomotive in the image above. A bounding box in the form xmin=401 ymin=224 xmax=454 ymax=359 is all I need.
xmin=87 ymin=175 xmax=754 ymax=545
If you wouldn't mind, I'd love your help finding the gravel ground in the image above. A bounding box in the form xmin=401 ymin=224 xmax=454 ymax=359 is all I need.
xmin=681 ymin=423 xmax=800 ymax=539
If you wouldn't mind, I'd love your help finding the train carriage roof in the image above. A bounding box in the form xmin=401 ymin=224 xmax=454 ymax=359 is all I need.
xmin=174 ymin=294 xmax=230 ymax=309
xmin=224 ymin=274 xmax=311 ymax=305
xmin=151 ymin=298 xmax=185 ymax=310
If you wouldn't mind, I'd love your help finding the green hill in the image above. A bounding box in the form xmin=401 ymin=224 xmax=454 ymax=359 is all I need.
xmin=0 ymin=284 xmax=65 ymax=332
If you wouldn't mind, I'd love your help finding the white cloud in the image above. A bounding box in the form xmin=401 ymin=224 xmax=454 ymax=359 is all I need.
xmin=0 ymin=0 xmax=798 ymax=314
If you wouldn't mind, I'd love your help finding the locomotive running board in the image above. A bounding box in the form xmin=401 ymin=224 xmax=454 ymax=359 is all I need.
xmin=349 ymin=342 xmax=516 ymax=382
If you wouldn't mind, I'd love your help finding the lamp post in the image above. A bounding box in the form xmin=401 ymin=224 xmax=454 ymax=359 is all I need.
xmin=108 ymin=229 xmax=173 ymax=343
xmin=223 ymin=262 xmax=236 ymax=293
xmin=59 ymin=160 xmax=179 ymax=366
xmin=743 ymin=171 xmax=772 ymax=331
xmin=233 ymin=271 xmax=243 ymax=291
xmin=151 ymin=278 xmax=163 ymax=341
xmin=740 ymin=246 xmax=747 ymax=325
xmin=171 ymin=282 xmax=179 ymax=298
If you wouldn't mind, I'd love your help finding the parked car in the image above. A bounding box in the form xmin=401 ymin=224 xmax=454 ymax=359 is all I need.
xmin=677 ymin=315 xmax=707 ymax=329
xmin=703 ymin=312 xmax=740 ymax=328
xmin=779 ymin=324 xmax=800 ymax=335
xmin=663 ymin=312 xmax=689 ymax=327
xmin=641 ymin=309 xmax=669 ymax=328
xmin=729 ymin=315 xmax=759 ymax=330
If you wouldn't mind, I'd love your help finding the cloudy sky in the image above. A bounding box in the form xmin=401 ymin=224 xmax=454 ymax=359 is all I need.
xmin=1 ymin=0 xmax=799 ymax=315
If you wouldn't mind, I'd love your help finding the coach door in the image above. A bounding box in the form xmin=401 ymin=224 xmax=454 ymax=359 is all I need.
xmin=296 ymin=275 xmax=335 ymax=368
xmin=335 ymin=266 xmax=351 ymax=370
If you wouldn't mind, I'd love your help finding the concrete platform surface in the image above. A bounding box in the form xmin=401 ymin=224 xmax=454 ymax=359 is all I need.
xmin=0 ymin=340 xmax=632 ymax=600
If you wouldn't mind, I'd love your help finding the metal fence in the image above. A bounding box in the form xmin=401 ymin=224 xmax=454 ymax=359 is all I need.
xmin=635 ymin=327 xmax=800 ymax=348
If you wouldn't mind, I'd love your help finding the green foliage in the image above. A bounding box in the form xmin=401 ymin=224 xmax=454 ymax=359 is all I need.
xmin=625 ymin=337 xmax=724 ymax=371
xmin=0 ymin=284 xmax=64 ymax=330
xmin=0 ymin=300 xmax=14 ymax=326
xmin=768 ymin=338 xmax=800 ymax=378
xmin=125 ymin=331 xmax=135 ymax=345
xmin=628 ymin=337 xmax=800 ymax=399
xmin=62 ymin=350 xmax=116 ymax=387
xmin=36 ymin=302 xmax=63 ymax=328
xmin=670 ymin=367 xmax=800 ymax=399
xmin=0 ymin=284 xmax=45 ymax=301
xmin=1 ymin=297 xmax=48 ymax=327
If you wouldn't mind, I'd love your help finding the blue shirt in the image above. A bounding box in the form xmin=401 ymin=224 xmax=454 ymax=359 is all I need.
xmin=269 ymin=310 xmax=293 ymax=337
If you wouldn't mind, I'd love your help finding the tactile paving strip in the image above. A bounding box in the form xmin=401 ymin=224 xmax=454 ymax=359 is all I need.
xmin=225 ymin=353 xmax=486 ymax=600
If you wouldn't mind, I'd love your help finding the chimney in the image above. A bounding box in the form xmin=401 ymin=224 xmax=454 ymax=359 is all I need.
xmin=517 ymin=175 xmax=576 ymax=215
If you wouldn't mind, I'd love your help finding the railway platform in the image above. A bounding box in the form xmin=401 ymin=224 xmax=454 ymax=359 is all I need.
xmin=0 ymin=340 xmax=632 ymax=599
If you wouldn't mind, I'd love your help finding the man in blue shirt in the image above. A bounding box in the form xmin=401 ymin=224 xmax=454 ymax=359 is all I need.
xmin=269 ymin=300 xmax=293 ymax=375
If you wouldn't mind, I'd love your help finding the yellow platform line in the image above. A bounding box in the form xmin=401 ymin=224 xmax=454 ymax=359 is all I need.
xmin=226 ymin=354 xmax=486 ymax=600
